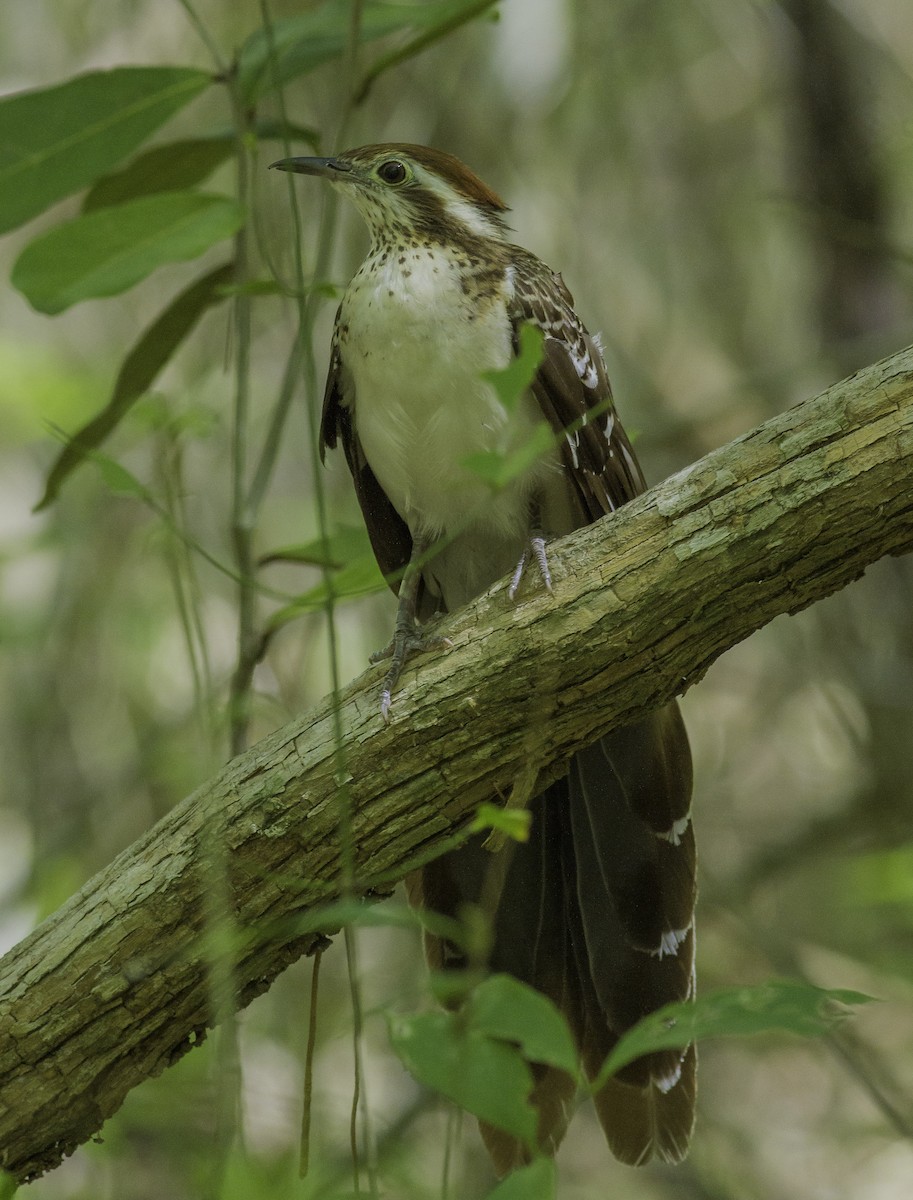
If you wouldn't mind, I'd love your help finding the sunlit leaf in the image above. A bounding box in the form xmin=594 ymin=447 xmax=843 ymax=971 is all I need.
xmin=470 ymin=976 xmax=579 ymax=1078
xmin=12 ymin=193 xmax=243 ymax=314
xmin=36 ymin=262 xmax=234 ymax=510
xmin=850 ymin=844 xmax=913 ymax=906
xmin=592 ymin=981 xmax=874 ymax=1092
xmin=388 ymin=1010 xmax=537 ymax=1143
xmin=485 ymin=1158 xmax=556 ymax=1200
xmin=0 ymin=67 xmax=211 ymax=235
xmin=469 ymin=802 xmax=532 ymax=843
xmin=239 ymin=0 xmax=493 ymax=102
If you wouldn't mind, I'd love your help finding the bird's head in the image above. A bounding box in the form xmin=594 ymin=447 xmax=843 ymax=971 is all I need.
xmin=270 ymin=143 xmax=510 ymax=248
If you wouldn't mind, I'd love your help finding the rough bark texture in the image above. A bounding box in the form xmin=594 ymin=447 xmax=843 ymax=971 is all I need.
xmin=2 ymin=345 xmax=912 ymax=1181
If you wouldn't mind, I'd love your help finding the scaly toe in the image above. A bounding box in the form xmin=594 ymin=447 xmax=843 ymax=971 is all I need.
xmin=509 ymin=534 xmax=553 ymax=600
xmin=375 ymin=629 xmax=452 ymax=721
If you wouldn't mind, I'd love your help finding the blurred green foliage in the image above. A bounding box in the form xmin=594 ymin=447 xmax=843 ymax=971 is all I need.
xmin=1 ymin=1 xmax=912 ymax=1198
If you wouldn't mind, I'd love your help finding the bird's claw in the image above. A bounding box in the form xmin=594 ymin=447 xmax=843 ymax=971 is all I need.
xmin=508 ymin=534 xmax=553 ymax=600
xmin=372 ymin=628 xmax=452 ymax=723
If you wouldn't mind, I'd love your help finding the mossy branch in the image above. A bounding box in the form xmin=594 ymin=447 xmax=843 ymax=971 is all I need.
xmin=1 ymin=345 xmax=912 ymax=1182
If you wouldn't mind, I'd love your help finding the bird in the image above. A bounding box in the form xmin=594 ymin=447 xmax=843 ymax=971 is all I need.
xmin=271 ymin=144 xmax=696 ymax=1172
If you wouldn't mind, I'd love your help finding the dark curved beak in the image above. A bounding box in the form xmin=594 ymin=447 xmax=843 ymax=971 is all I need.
xmin=269 ymin=156 xmax=352 ymax=179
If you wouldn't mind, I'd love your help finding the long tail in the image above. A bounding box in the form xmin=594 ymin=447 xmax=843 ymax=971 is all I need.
xmin=408 ymin=703 xmax=696 ymax=1172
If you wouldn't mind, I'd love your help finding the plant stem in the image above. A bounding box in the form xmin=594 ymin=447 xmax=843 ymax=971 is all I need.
xmin=354 ymin=0 xmax=498 ymax=104
xmin=227 ymin=83 xmax=257 ymax=757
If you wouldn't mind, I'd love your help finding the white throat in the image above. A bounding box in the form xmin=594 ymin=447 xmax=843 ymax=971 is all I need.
xmin=338 ymin=243 xmax=554 ymax=605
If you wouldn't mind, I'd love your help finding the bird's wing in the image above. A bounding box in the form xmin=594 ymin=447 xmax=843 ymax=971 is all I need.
xmin=508 ymin=249 xmax=646 ymax=518
xmin=319 ymin=311 xmax=414 ymax=594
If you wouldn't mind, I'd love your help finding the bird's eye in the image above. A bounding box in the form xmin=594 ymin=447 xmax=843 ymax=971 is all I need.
xmin=377 ymin=159 xmax=407 ymax=185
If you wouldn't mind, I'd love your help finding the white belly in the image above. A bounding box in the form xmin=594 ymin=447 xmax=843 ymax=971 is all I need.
xmin=340 ymin=249 xmax=547 ymax=552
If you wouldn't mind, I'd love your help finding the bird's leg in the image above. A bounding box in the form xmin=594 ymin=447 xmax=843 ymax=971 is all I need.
xmin=370 ymin=536 xmax=451 ymax=721
xmin=508 ymin=502 xmax=554 ymax=600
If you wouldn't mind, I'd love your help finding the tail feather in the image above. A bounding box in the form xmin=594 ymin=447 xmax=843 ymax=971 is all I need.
xmin=479 ymin=1063 xmax=578 ymax=1176
xmin=410 ymin=705 xmax=697 ymax=1171
xmin=591 ymin=1044 xmax=697 ymax=1166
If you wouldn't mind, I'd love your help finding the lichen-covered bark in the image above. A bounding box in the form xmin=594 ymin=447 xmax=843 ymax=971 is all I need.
xmin=1 ymin=346 xmax=911 ymax=1181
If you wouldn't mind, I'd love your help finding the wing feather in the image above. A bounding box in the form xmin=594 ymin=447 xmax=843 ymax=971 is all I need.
xmin=319 ymin=310 xmax=415 ymax=595
xmin=509 ymin=251 xmax=646 ymax=518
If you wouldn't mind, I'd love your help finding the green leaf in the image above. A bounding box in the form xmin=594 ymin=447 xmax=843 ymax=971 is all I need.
xmin=289 ymin=898 xmax=463 ymax=947
xmin=462 ymin=323 xmax=550 ymax=488
xmin=388 ymin=1010 xmax=537 ymax=1143
xmin=469 ymin=802 xmax=532 ymax=843
xmin=0 ymin=67 xmax=211 ymax=235
xmin=259 ymin=525 xmax=374 ymax=569
xmin=463 ymin=423 xmax=554 ymax=490
xmin=83 ymin=139 xmax=234 ymax=212
xmin=265 ymin=555 xmax=388 ymax=630
xmin=428 ymin=969 xmax=487 ymax=1006
xmin=593 ymin=981 xmax=874 ymax=1092
xmin=470 ymin=976 xmax=579 ymax=1078
xmin=482 ymin=322 xmax=544 ymax=414
xmin=850 ymin=844 xmax=913 ymax=906
xmin=12 ymin=192 xmax=243 ymax=314
xmin=248 ymin=116 xmax=320 ymax=146
xmin=35 ymin=262 xmax=234 ymax=510
xmin=82 ymin=120 xmax=318 ymax=212
xmin=92 ymin=452 xmax=151 ymax=501
xmin=485 ymin=1159 xmax=556 ymax=1200
xmin=239 ymin=0 xmax=491 ymax=102
xmin=355 ymin=0 xmax=500 ymax=100
xmin=388 ymin=976 xmax=578 ymax=1145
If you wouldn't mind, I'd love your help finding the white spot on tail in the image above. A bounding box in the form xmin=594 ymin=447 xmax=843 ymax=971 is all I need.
xmin=653 ymin=926 xmax=691 ymax=959
xmin=658 ymin=815 xmax=690 ymax=846
xmin=656 ymin=1051 xmax=687 ymax=1094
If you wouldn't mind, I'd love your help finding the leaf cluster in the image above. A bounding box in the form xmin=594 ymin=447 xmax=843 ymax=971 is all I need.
xmin=0 ymin=0 xmax=497 ymax=511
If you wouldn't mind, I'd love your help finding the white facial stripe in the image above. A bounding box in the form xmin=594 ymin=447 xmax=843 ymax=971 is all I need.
xmin=416 ymin=167 xmax=505 ymax=239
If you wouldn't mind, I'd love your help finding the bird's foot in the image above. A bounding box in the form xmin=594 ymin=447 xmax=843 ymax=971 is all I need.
xmin=370 ymin=623 xmax=452 ymax=722
xmin=508 ymin=533 xmax=553 ymax=601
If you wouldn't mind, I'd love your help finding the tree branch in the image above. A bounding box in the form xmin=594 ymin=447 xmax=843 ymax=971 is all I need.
xmin=2 ymin=345 xmax=912 ymax=1182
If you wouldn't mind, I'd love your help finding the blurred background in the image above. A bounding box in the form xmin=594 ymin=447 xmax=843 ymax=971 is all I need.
xmin=2 ymin=1 xmax=913 ymax=1197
